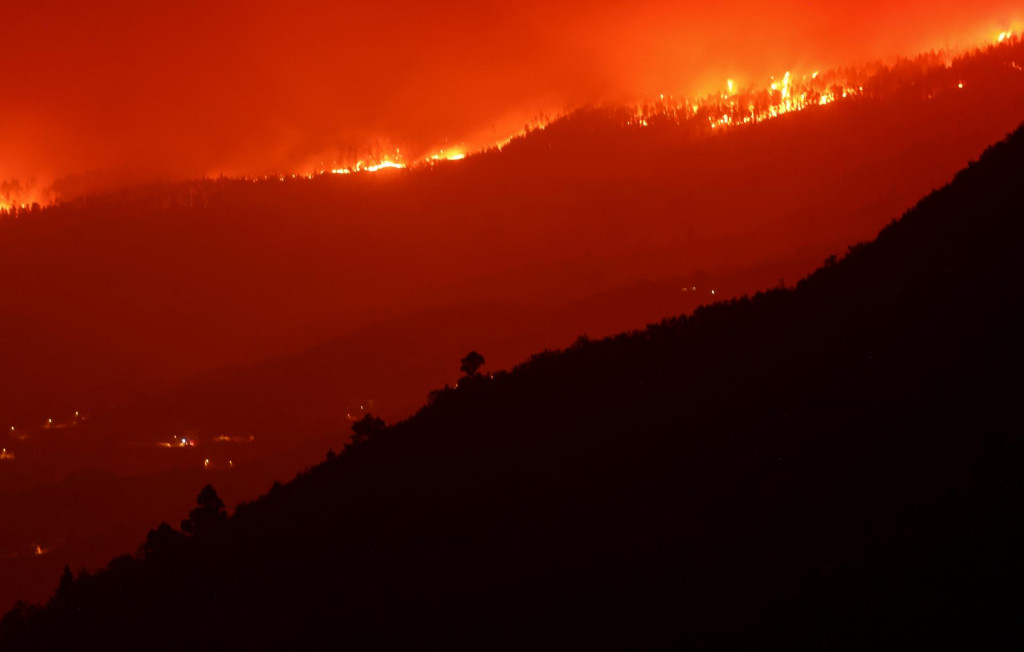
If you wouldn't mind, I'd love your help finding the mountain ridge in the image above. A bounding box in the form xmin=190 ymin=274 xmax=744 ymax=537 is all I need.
xmin=4 ymin=121 xmax=1022 ymax=649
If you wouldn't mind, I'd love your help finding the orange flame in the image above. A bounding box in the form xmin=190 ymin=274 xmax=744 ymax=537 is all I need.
xmin=5 ymin=30 xmax=1021 ymax=211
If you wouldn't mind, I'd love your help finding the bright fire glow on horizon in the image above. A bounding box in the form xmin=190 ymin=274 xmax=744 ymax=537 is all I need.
xmin=0 ymin=4 xmax=1022 ymax=210
xmin=3 ymin=5 xmax=1024 ymax=618
xmin=82 ymin=30 xmax=1016 ymax=191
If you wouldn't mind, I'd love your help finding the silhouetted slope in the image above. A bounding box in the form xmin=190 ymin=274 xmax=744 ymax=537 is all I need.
xmin=3 ymin=39 xmax=1023 ymax=431
xmin=4 ymin=126 xmax=1024 ymax=649
xmin=1 ymin=53 xmax=1021 ymax=613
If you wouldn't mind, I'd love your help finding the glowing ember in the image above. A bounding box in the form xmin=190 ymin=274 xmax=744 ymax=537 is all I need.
xmin=158 ymin=436 xmax=198 ymax=448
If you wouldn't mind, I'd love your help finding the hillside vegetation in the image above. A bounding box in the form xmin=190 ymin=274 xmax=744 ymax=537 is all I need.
xmin=4 ymin=119 xmax=1023 ymax=649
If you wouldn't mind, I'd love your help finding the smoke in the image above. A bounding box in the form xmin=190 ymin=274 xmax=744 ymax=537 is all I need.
xmin=1 ymin=0 xmax=1020 ymax=198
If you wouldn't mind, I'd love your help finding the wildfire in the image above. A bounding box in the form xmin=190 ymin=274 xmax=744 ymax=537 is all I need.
xmin=212 ymin=434 xmax=255 ymax=443
xmin=325 ymin=146 xmax=467 ymax=177
xmin=323 ymin=28 xmax=1020 ymax=174
xmin=157 ymin=436 xmax=197 ymax=448
xmin=362 ymin=160 xmax=406 ymax=172
xmin=427 ymin=149 xmax=466 ymax=162
xmin=626 ymin=64 xmax=870 ymax=133
xmin=0 ymin=177 xmax=45 ymax=216
xmin=3 ymin=29 xmax=1020 ymax=211
xmin=0 ymin=200 xmax=29 ymax=214
xmin=325 ymin=148 xmax=410 ymax=176
xmin=329 ymin=158 xmax=405 ymax=175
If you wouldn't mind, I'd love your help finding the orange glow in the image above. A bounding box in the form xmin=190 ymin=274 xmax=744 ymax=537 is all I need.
xmin=322 ymin=145 xmax=469 ymax=176
xmin=227 ymin=32 xmax=1024 ymax=184
xmin=1 ymin=2 xmax=1024 ymax=615
xmin=362 ymin=161 xmax=407 ymax=172
xmin=0 ymin=2 xmax=1021 ymax=201
xmin=157 ymin=437 xmax=198 ymax=448
xmin=327 ymin=153 xmax=408 ymax=176
xmin=3 ymin=27 xmax=1016 ymax=204
xmin=213 ymin=435 xmax=255 ymax=444
xmin=4 ymin=28 xmax=1011 ymax=209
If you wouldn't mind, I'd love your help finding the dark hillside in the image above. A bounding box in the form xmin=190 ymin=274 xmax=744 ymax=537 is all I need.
xmin=3 ymin=124 xmax=1024 ymax=648
xmin=10 ymin=43 xmax=1024 ymax=613
xmin=3 ymin=39 xmax=1023 ymax=431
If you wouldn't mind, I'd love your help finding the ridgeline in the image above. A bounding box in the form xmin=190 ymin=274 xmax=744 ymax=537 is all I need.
xmin=3 ymin=124 xmax=1023 ymax=649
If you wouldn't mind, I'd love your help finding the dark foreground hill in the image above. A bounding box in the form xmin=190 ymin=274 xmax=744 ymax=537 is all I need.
xmin=3 ymin=37 xmax=1024 ymax=431
xmin=4 ymin=125 xmax=1024 ymax=649
xmin=9 ymin=42 xmax=1024 ymax=615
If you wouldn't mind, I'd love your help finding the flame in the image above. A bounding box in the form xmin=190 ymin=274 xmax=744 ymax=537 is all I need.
xmin=362 ymin=160 xmax=407 ymax=172
xmin=629 ymin=65 xmax=866 ymax=132
xmin=0 ymin=178 xmax=45 ymax=216
xmin=5 ymin=30 xmax=1022 ymax=211
xmin=319 ymin=142 xmax=472 ymax=178
xmin=158 ymin=436 xmax=197 ymax=448
xmin=326 ymin=29 xmax=1020 ymax=177
xmin=427 ymin=149 xmax=467 ymax=162
xmin=328 ymin=153 xmax=408 ymax=175
xmin=621 ymin=32 xmax=1020 ymax=135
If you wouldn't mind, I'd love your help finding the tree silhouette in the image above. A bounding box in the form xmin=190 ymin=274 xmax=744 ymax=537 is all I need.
xmin=460 ymin=351 xmax=485 ymax=376
xmin=349 ymin=414 xmax=385 ymax=447
xmin=181 ymin=485 xmax=227 ymax=537
xmin=142 ymin=522 xmax=186 ymax=563
xmin=55 ymin=566 xmax=74 ymax=601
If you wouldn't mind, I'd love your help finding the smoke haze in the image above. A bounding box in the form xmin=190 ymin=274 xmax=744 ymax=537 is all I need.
xmin=1 ymin=1 xmax=1020 ymax=197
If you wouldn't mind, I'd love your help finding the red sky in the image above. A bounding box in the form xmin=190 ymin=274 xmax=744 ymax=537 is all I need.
xmin=1 ymin=1 xmax=1020 ymax=195
xmin=2 ymin=0 xmax=1024 ymax=613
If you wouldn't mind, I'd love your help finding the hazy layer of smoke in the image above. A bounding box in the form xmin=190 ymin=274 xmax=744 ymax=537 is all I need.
xmin=0 ymin=0 xmax=1019 ymax=196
